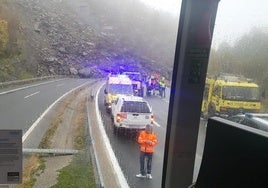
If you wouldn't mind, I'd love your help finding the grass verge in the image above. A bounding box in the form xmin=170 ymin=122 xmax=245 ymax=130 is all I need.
xmin=51 ymin=152 xmax=95 ymax=188
xmin=52 ymin=90 xmax=95 ymax=187
xmin=17 ymin=88 xmax=95 ymax=187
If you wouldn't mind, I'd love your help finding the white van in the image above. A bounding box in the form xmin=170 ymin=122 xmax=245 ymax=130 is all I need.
xmin=104 ymin=74 xmax=133 ymax=113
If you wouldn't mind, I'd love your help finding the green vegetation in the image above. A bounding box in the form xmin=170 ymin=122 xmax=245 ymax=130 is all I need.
xmin=208 ymin=28 xmax=268 ymax=86
xmin=16 ymin=154 xmax=46 ymax=188
xmin=0 ymin=4 xmax=31 ymax=81
xmin=56 ymin=122 xmax=93 ymax=188
xmin=0 ymin=18 xmax=12 ymax=82
xmin=52 ymin=152 xmax=95 ymax=188
xmin=52 ymin=95 xmax=95 ymax=188
xmin=19 ymin=71 xmax=34 ymax=79
xmin=38 ymin=118 xmax=62 ymax=149
xmin=0 ymin=58 xmax=34 ymax=82
xmin=17 ymin=90 xmax=96 ymax=188
xmin=28 ymin=157 xmax=46 ymax=186
xmin=0 ymin=59 xmax=14 ymax=81
xmin=0 ymin=19 xmax=8 ymax=53
xmin=19 ymin=117 xmax=60 ymax=188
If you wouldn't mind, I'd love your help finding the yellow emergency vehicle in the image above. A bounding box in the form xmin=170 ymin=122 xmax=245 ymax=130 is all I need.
xmin=202 ymin=74 xmax=261 ymax=118
xmin=201 ymin=77 xmax=215 ymax=117
xmin=104 ymin=74 xmax=134 ymax=113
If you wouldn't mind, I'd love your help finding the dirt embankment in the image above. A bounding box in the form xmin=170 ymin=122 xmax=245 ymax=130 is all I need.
xmin=33 ymin=87 xmax=87 ymax=188
xmin=17 ymin=80 xmax=102 ymax=188
xmin=1 ymin=0 xmax=108 ymax=78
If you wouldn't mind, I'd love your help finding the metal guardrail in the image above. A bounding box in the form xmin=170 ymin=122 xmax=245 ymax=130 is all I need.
xmin=23 ymin=148 xmax=79 ymax=155
xmin=86 ymin=91 xmax=105 ymax=188
xmin=0 ymin=76 xmax=59 ymax=88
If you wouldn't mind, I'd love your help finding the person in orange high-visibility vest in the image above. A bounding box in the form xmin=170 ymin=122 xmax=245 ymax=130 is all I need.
xmin=136 ymin=124 xmax=158 ymax=179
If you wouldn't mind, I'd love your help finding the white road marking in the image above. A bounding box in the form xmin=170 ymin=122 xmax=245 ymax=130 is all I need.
xmin=56 ymin=83 xmax=64 ymax=87
xmin=196 ymin=154 xmax=202 ymax=160
xmin=22 ymin=81 xmax=90 ymax=142
xmin=95 ymin=82 xmax=129 ymax=188
xmin=163 ymin=98 xmax=169 ymax=103
xmin=154 ymin=121 xmax=161 ymax=127
xmin=24 ymin=91 xmax=40 ymax=99
xmin=0 ymin=79 xmax=65 ymax=96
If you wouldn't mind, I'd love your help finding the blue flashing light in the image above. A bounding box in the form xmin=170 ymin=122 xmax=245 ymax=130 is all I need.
xmin=118 ymin=74 xmax=129 ymax=78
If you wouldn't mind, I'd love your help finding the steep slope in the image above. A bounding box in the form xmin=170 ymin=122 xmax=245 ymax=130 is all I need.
xmin=0 ymin=0 xmax=177 ymax=81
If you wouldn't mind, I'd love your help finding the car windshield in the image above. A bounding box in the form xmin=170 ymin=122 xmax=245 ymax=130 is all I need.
xmin=125 ymin=73 xmax=141 ymax=80
xmin=109 ymin=84 xmax=133 ymax=95
xmin=121 ymin=101 xmax=151 ymax=113
xmin=222 ymin=86 xmax=260 ymax=101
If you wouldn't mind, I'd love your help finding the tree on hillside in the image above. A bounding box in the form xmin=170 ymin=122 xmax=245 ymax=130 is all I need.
xmin=208 ymin=42 xmax=234 ymax=75
xmin=233 ymin=28 xmax=268 ymax=83
xmin=208 ymin=28 xmax=268 ymax=86
xmin=0 ymin=19 xmax=8 ymax=54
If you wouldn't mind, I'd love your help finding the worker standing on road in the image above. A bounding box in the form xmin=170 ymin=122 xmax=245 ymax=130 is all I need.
xmin=159 ymin=76 xmax=166 ymax=98
xmin=136 ymin=124 xmax=158 ymax=179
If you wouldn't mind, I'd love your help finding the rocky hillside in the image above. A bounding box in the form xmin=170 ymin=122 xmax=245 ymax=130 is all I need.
xmin=0 ymin=0 xmax=178 ymax=81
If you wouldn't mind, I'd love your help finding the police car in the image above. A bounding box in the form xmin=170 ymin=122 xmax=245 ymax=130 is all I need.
xmin=227 ymin=113 xmax=268 ymax=132
xmin=111 ymin=95 xmax=154 ymax=133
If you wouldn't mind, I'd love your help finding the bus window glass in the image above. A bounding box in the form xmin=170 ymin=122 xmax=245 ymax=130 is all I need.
xmin=1 ymin=0 xmax=268 ymax=187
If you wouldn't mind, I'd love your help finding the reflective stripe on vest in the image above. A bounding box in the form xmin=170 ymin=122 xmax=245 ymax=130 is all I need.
xmin=140 ymin=146 xmax=154 ymax=153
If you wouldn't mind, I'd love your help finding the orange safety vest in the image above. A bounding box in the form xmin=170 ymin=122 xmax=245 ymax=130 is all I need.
xmin=137 ymin=131 xmax=158 ymax=153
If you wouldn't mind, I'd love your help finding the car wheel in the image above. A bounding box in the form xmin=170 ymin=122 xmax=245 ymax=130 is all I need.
xmin=139 ymin=88 xmax=144 ymax=97
xmin=106 ymin=107 xmax=111 ymax=114
xmin=113 ymin=125 xmax=118 ymax=135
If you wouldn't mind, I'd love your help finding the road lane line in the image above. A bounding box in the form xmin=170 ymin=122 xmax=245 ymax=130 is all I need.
xmin=22 ymin=81 xmax=90 ymax=142
xmin=24 ymin=91 xmax=40 ymax=99
xmin=56 ymin=83 xmax=64 ymax=87
xmin=163 ymin=98 xmax=169 ymax=103
xmin=95 ymin=83 xmax=129 ymax=188
xmin=154 ymin=121 xmax=161 ymax=127
xmin=0 ymin=79 xmax=65 ymax=96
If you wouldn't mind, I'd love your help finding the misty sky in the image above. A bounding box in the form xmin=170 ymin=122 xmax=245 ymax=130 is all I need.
xmin=139 ymin=0 xmax=181 ymax=15
xmin=140 ymin=0 xmax=268 ymax=47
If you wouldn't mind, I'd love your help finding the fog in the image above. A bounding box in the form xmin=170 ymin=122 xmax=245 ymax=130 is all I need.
xmin=212 ymin=0 xmax=268 ymax=47
xmin=85 ymin=0 xmax=179 ymax=75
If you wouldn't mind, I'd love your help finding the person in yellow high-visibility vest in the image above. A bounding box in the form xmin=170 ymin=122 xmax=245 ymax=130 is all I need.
xmin=159 ymin=76 xmax=166 ymax=98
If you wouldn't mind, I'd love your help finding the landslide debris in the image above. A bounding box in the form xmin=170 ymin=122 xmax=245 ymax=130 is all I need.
xmin=0 ymin=0 xmax=177 ymax=81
